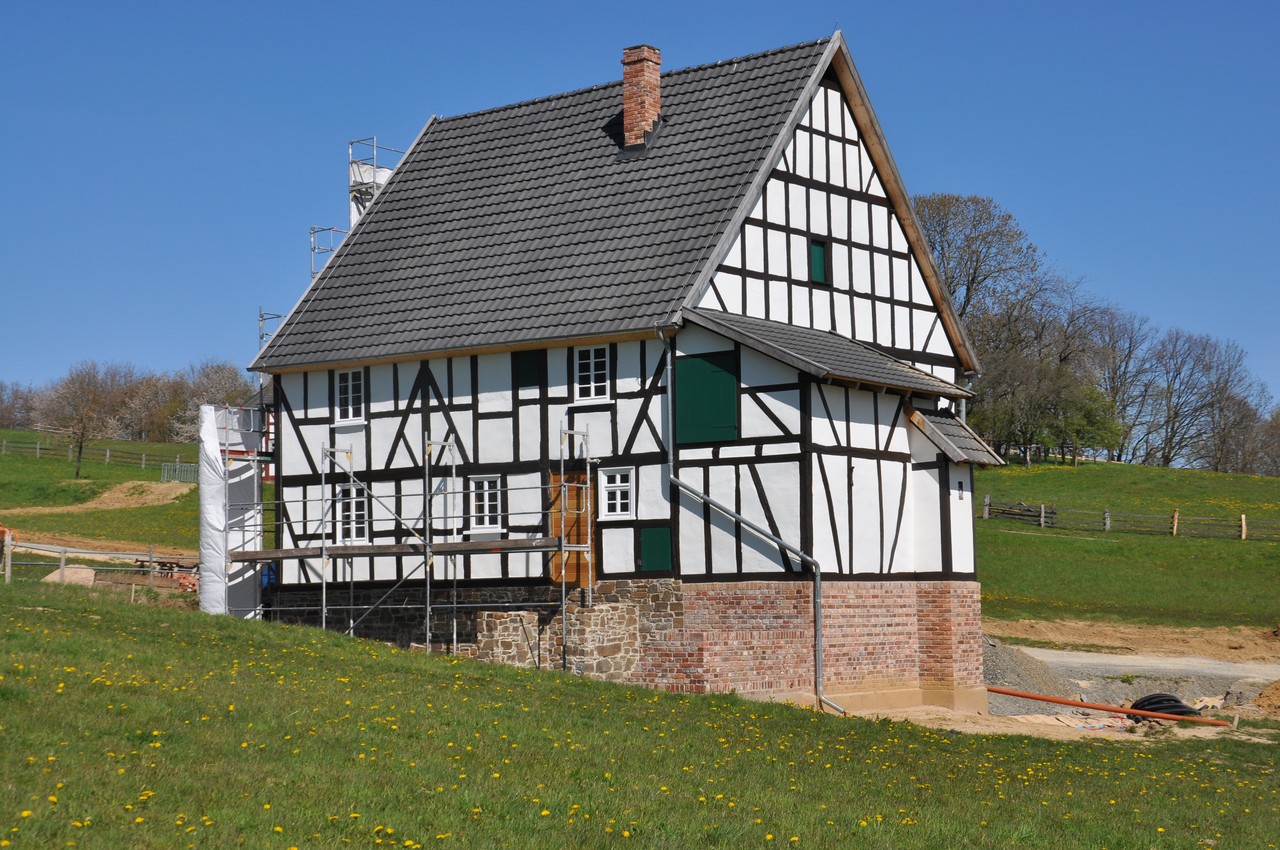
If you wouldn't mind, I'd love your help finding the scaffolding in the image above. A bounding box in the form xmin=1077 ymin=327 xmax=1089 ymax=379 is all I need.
xmin=220 ymin=423 xmax=595 ymax=669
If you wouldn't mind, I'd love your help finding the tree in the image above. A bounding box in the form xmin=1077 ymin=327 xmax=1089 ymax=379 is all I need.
xmin=1140 ymin=330 xmax=1214 ymax=468
xmin=34 ymin=361 xmax=135 ymax=477
xmin=169 ymin=360 xmax=257 ymax=442
xmin=1090 ymin=306 xmax=1154 ymax=462
xmin=912 ymin=194 xmax=1042 ymax=318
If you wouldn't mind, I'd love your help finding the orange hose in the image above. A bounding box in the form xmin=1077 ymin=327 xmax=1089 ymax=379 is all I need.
xmin=987 ymin=686 xmax=1230 ymax=727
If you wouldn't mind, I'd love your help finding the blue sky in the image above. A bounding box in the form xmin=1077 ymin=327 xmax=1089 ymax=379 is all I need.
xmin=4 ymin=1 xmax=1277 ymax=399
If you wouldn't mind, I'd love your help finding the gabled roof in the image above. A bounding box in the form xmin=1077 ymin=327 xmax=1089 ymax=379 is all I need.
xmin=907 ymin=406 xmax=1005 ymax=466
xmin=685 ymin=308 xmax=970 ymax=399
xmin=255 ymin=39 xmax=832 ymax=372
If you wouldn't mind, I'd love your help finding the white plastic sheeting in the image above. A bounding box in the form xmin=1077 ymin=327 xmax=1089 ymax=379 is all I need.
xmin=198 ymin=404 xmax=265 ymax=617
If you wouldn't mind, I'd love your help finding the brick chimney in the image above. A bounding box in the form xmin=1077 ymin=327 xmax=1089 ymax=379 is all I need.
xmin=622 ymin=45 xmax=661 ymax=148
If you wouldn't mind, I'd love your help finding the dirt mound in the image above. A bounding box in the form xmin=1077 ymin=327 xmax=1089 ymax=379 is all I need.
xmin=1256 ymin=681 xmax=1280 ymax=718
xmin=0 ymin=481 xmax=194 ymax=516
xmin=984 ymin=618 xmax=1280 ymax=664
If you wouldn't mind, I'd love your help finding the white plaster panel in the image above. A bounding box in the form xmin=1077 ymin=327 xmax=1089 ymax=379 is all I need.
xmin=450 ymin=357 xmax=473 ymax=405
xmin=744 ymin=390 xmax=801 ymax=439
xmin=851 ymin=248 xmax=871 ymax=294
xmin=749 ymin=194 xmax=764 ymax=220
xmin=363 ymin=363 xmax=391 ymax=417
xmin=858 ymin=147 xmax=874 ymax=192
xmin=786 ymin=234 xmax=806 ymax=283
xmin=910 ymin=257 xmax=930 ymax=305
xmin=477 ymin=415 xmax=515 ymax=466
xmin=794 ymin=128 xmax=811 ymax=178
xmin=911 ymin=465 xmax=941 ymax=574
xmin=637 ymin=463 xmax=670 ymax=519
xmin=675 ymin=325 xmax=732 ymax=356
xmin=892 ymin=257 xmax=911 ymax=302
xmin=809 ymin=189 xmax=829 ymax=238
xmin=950 ymin=464 xmax=976 ymax=574
xmin=867 ymin=174 xmax=885 ymax=197
xmin=845 ymin=143 xmax=862 ymax=192
xmin=872 ymin=206 xmax=890 ymax=250
xmin=723 ymin=233 xmax=744 ymax=271
xmin=679 ymin=447 xmax=714 ymax=462
xmin=767 ymin=229 xmax=788 ymax=278
xmin=811 ymin=384 xmax=845 ymax=447
xmin=518 ymin=405 xmax=541 ymax=463
xmin=791 ymin=286 xmax=812 ymax=328
xmin=925 ymin=317 xmax=954 ymax=357
xmin=853 ymin=295 xmax=873 ymax=341
xmin=851 ymin=201 xmax=870 ymax=247
xmin=507 ymin=472 xmax=542 ymax=527
xmin=874 ymin=252 xmax=894 ymax=296
xmin=827 ymin=137 xmax=844 ymax=189
xmin=740 ymin=346 xmax=796 ymax=386
xmin=707 ymin=464 xmax=738 ymax=574
xmin=811 ymin=135 xmax=827 ymax=182
xmin=331 ymin=424 xmax=366 ymax=472
xmin=894 ymin=304 xmax=912 ymax=349
xmin=809 ymin=91 xmax=825 ymax=132
xmin=765 ymin=179 xmax=786 ymax=225
xmin=825 ymin=87 xmax=843 ymax=134
xmin=875 ymin=301 xmax=892 ymax=347
xmin=368 ymin=416 xmax=400 ymax=469
xmin=504 ymin=552 xmax=539 ymax=580
xmin=768 ymin=279 xmax=790 ymax=321
xmin=787 ymin=182 xmax=807 ymax=232
xmin=711 ymin=275 xmax=743 ymax=314
xmin=754 ymin=461 xmax=801 ymax=548
xmin=831 ymin=242 xmax=850 ymax=290
xmin=468 ymin=554 xmax=503 ymax=580
xmin=744 ymin=224 xmax=765 ymax=273
xmin=677 ymin=471 xmax=707 ymax=575
xmin=812 ymin=454 xmax=850 ymax=573
xmin=812 ymin=290 xmax=832 ymax=332
xmin=848 ymin=390 xmax=877 ymax=450
xmin=890 ymin=216 xmax=907 ymax=254
xmin=614 ymin=341 xmax=643 ymax=394
xmin=476 ymin=354 xmax=512 ymax=411
xmin=745 ymin=278 xmax=766 ymax=318
xmin=879 ymin=461 xmax=909 ymax=572
xmin=601 ymin=526 xmax=635 ymax=575
xmin=830 ymin=196 xmax=849 ymax=244
xmin=833 ymin=293 xmax=853 ymax=338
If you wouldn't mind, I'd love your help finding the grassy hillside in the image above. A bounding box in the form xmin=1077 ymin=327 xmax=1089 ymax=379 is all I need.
xmin=0 ymin=434 xmax=199 ymax=551
xmin=975 ymin=462 xmax=1280 ymax=627
xmin=3 ymin=581 xmax=1277 ymax=849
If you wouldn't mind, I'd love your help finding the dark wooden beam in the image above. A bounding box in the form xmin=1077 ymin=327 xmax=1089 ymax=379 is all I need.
xmin=229 ymin=536 xmax=562 ymax=563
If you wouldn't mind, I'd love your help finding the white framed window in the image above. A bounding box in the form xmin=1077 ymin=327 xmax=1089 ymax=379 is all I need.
xmin=599 ymin=467 xmax=634 ymax=520
xmin=575 ymin=346 xmax=609 ymax=400
xmin=470 ymin=476 xmax=502 ymax=530
xmin=336 ymin=369 xmax=365 ymax=421
xmin=336 ymin=484 xmax=368 ymax=542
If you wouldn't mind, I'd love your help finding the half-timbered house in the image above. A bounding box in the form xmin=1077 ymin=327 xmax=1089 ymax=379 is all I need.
xmin=246 ymin=33 xmax=1001 ymax=712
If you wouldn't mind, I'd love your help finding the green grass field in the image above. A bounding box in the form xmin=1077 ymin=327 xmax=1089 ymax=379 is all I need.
xmin=2 ymin=580 xmax=1276 ymax=850
xmin=975 ymin=461 xmax=1280 ymax=627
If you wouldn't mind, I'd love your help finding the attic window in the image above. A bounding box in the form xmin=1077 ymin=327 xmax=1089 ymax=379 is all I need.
xmin=575 ymin=347 xmax=609 ymax=401
xmin=336 ymin=369 xmax=365 ymax=421
xmin=809 ymin=239 xmax=830 ymax=285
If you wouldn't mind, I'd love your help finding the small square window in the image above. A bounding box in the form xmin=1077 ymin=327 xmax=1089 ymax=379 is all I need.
xmin=336 ymin=369 xmax=365 ymax=421
xmin=575 ymin=347 xmax=609 ymax=400
xmin=809 ymin=239 xmax=830 ymax=285
xmin=471 ymin=476 xmax=502 ymax=530
xmin=599 ymin=467 xmax=634 ymax=520
xmin=336 ymin=484 xmax=368 ymax=542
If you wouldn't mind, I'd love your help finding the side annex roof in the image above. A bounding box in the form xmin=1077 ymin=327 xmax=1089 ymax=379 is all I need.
xmin=685 ymin=308 xmax=970 ymax=399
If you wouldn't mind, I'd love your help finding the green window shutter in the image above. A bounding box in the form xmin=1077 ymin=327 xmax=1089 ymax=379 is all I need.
xmin=809 ymin=240 xmax=828 ymax=284
xmin=512 ymin=350 xmax=542 ymax=389
xmin=638 ymin=527 xmax=673 ymax=572
xmin=675 ymin=351 xmax=738 ymax=444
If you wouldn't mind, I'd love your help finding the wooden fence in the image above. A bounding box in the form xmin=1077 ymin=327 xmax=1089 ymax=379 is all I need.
xmin=0 ymin=437 xmax=196 ymax=471
xmin=981 ymin=496 xmax=1280 ymax=542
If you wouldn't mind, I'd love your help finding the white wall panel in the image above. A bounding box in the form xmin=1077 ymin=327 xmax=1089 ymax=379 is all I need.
xmin=707 ymin=464 xmax=738 ymax=574
xmin=476 ymin=354 xmax=512 ymax=411
xmin=767 ymin=229 xmax=788 ymax=277
xmin=601 ymin=526 xmax=635 ymax=574
xmin=637 ymin=463 xmax=670 ymax=519
xmin=949 ymin=464 xmax=976 ymax=574
xmin=768 ymin=278 xmax=790 ymax=320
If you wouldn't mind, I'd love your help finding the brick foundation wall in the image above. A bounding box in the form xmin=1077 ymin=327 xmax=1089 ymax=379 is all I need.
xmin=265 ymin=577 xmax=982 ymax=701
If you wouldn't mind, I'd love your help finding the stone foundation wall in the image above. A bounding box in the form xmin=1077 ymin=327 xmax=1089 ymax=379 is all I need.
xmin=265 ymin=577 xmax=982 ymax=702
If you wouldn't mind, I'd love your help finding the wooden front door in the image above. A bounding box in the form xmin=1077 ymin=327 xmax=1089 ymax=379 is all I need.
xmin=549 ymin=472 xmax=593 ymax=587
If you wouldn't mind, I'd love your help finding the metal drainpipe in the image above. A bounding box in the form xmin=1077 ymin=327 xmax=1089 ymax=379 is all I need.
xmin=660 ymin=327 xmax=844 ymax=714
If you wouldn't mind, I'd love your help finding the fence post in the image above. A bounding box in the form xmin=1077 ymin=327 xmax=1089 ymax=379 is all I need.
xmin=59 ymin=548 xmax=67 ymax=583
xmin=1241 ymin=514 xmax=1247 ymax=541
xmin=142 ymin=453 xmax=146 ymax=470
xmin=105 ymin=448 xmax=111 ymax=464
xmin=148 ymin=544 xmax=155 ymax=589
xmin=68 ymin=446 xmax=72 ymax=461
xmin=1171 ymin=509 xmax=1179 ymax=537
xmin=2 ymin=531 xmax=11 ymax=585
xmin=1039 ymin=504 xmax=1046 ymax=529
xmin=1104 ymin=508 xmax=1111 ymax=532
xmin=983 ymin=494 xmax=990 ymax=520
xmin=36 ymin=442 xmax=40 ymax=458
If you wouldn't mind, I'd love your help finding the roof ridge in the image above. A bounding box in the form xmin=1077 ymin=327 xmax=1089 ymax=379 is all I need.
xmin=431 ymin=36 xmax=831 ymax=126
